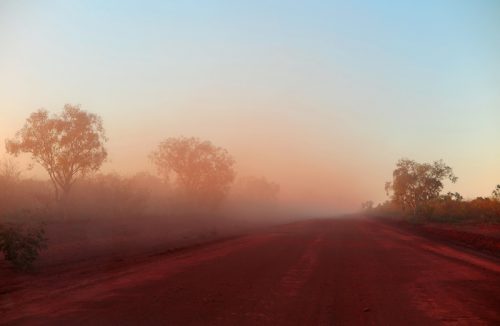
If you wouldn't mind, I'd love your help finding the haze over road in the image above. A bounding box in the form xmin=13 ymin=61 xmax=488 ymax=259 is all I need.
xmin=2 ymin=217 xmax=499 ymax=325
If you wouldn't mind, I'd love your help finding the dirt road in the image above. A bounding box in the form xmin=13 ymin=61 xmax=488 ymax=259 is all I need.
xmin=1 ymin=217 xmax=499 ymax=325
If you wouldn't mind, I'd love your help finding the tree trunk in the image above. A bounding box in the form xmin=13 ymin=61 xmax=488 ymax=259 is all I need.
xmin=60 ymin=185 xmax=72 ymax=220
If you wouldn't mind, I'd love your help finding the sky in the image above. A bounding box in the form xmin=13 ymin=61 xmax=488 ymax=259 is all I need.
xmin=0 ymin=0 xmax=499 ymax=213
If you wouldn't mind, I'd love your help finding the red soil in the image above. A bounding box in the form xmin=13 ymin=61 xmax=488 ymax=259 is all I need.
xmin=382 ymin=219 xmax=500 ymax=256
xmin=1 ymin=217 xmax=499 ymax=325
xmin=420 ymin=225 xmax=500 ymax=255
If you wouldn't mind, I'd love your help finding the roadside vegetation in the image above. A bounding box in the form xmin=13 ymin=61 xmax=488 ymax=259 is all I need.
xmin=2 ymin=106 xmax=497 ymax=271
xmin=0 ymin=216 xmax=47 ymax=271
xmin=0 ymin=105 xmax=282 ymax=272
xmin=364 ymin=158 xmax=500 ymax=224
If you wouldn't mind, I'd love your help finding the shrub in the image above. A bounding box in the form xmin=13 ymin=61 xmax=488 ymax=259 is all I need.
xmin=0 ymin=223 xmax=47 ymax=271
xmin=418 ymin=197 xmax=500 ymax=223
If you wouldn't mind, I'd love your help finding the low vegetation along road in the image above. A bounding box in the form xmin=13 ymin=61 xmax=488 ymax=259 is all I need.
xmin=2 ymin=217 xmax=499 ymax=325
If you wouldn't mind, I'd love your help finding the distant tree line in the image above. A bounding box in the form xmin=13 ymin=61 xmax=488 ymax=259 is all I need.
xmin=0 ymin=104 xmax=281 ymax=270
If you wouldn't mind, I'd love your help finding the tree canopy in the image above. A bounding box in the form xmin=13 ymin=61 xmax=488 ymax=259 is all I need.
xmin=150 ymin=136 xmax=235 ymax=207
xmin=5 ymin=105 xmax=107 ymax=201
xmin=493 ymin=185 xmax=500 ymax=201
xmin=385 ymin=158 xmax=457 ymax=215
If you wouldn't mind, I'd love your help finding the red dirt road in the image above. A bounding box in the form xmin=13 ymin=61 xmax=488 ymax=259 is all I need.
xmin=1 ymin=217 xmax=499 ymax=325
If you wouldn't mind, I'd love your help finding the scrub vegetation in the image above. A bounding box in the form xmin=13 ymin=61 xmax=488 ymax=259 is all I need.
xmin=0 ymin=105 xmax=283 ymax=271
xmin=1 ymin=106 xmax=498 ymax=272
xmin=365 ymin=158 xmax=500 ymax=224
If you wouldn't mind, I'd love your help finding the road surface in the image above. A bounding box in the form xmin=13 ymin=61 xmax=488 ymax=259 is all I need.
xmin=1 ymin=217 xmax=499 ymax=325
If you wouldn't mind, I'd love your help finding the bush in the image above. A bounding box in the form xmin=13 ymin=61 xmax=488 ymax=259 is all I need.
xmin=368 ymin=196 xmax=500 ymax=224
xmin=0 ymin=223 xmax=47 ymax=271
xmin=68 ymin=173 xmax=151 ymax=219
xmin=417 ymin=197 xmax=500 ymax=223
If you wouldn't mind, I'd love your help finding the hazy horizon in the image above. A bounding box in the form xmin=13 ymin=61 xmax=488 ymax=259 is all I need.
xmin=1 ymin=0 xmax=499 ymax=213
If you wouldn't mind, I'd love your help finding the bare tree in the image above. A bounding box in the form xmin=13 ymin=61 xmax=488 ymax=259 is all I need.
xmin=0 ymin=158 xmax=22 ymax=181
xmin=5 ymin=105 xmax=107 ymax=213
xmin=385 ymin=158 xmax=457 ymax=216
xmin=0 ymin=158 xmax=22 ymax=216
xmin=150 ymin=137 xmax=235 ymax=208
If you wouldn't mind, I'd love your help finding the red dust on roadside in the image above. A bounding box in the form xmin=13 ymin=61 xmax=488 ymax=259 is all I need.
xmin=1 ymin=217 xmax=499 ymax=325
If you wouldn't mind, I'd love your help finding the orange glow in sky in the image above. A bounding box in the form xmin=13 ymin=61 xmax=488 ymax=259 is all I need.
xmin=1 ymin=1 xmax=499 ymax=213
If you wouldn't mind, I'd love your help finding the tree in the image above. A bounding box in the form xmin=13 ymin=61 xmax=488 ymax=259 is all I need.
xmin=0 ymin=158 xmax=22 ymax=216
xmin=492 ymin=185 xmax=500 ymax=201
xmin=234 ymin=176 xmax=280 ymax=203
xmin=361 ymin=200 xmax=374 ymax=210
xmin=150 ymin=137 xmax=235 ymax=208
xmin=5 ymin=105 xmax=107 ymax=209
xmin=442 ymin=192 xmax=463 ymax=202
xmin=385 ymin=158 xmax=457 ymax=216
xmin=0 ymin=158 xmax=22 ymax=181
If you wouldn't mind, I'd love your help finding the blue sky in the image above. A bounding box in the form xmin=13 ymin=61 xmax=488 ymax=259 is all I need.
xmin=1 ymin=0 xmax=499 ymax=211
